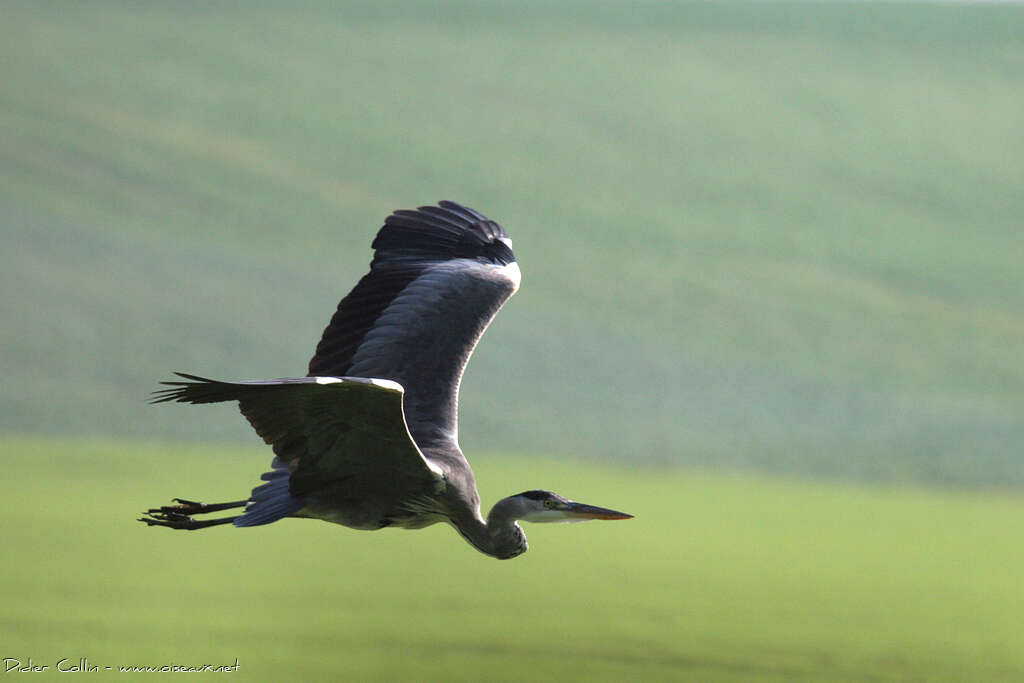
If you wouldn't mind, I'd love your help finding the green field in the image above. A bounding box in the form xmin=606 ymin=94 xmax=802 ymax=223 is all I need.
xmin=3 ymin=1 xmax=1024 ymax=680
xmin=3 ymin=435 xmax=1023 ymax=681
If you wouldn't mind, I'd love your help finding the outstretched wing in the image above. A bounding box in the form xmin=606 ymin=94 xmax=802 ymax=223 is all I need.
xmin=307 ymin=201 xmax=520 ymax=454
xmin=152 ymin=374 xmax=443 ymax=521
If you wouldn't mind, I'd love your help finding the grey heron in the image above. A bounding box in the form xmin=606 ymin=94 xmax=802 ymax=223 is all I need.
xmin=140 ymin=201 xmax=632 ymax=559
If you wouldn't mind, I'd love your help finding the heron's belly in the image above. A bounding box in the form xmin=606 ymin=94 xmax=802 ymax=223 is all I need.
xmin=297 ymin=501 xmax=387 ymax=530
xmin=297 ymin=500 xmax=444 ymax=531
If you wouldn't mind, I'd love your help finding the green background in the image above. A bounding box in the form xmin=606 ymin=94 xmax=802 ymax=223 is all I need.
xmin=2 ymin=1 xmax=1022 ymax=680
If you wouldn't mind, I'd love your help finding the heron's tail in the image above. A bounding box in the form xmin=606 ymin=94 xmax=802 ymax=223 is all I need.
xmin=234 ymin=458 xmax=304 ymax=527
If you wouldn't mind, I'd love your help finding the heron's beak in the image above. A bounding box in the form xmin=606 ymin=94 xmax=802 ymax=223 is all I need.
xmin=561 ymin=501 xmax=634 ymax=521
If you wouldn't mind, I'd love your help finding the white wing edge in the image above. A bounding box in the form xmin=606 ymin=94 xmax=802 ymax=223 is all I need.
xmin=312 ymin=375 xmax=405 ymax=393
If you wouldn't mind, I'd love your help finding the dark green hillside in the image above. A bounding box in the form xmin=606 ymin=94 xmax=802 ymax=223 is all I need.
xmin=2 ymin=1 xmax=1022 ymax=484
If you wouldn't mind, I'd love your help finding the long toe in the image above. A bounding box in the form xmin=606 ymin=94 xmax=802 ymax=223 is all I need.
xmin=147 ymin=500 xmax=204 ymax=515
xmin=149 ymin=499 xmax=248 ymax=515
xmin=139 ymin=510 xmax=238 ymax=530
xmin=147 ymin=505 xmax=183 ymax=515
xmin=139 ymin=511 xmax=193 ymax=528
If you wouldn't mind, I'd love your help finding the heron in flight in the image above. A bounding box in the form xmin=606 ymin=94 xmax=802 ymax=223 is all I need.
xmin=141 ymin=201 xmax=632 ymax=559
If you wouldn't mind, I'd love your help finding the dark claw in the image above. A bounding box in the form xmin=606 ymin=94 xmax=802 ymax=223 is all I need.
xmin=147 ymin=499 xmax=204 ymax=515
xmin=148 ymin=500 xmax=208 ymax=517
xmin=139 ymin=510 xmax=196 ymax=529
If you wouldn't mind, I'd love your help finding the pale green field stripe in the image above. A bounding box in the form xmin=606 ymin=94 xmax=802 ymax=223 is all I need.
xmin=3 ymin=435 xmax=1022 ymax=681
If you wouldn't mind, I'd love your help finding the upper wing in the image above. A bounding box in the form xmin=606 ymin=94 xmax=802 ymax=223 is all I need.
xmin=151 ymin=374 xmax=443 ymax=504
xmin=307 ymin=201 xmax=520 ymax=452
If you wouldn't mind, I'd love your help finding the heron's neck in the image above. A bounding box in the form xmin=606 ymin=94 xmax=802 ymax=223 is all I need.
xmin=453 ymin=499 xmax=525 ymax=559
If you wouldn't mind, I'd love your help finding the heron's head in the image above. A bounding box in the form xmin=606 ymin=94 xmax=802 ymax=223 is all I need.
xmin=483 ymin=490 xmax=632 ymax=560
xmin=506 ymin=490 xmax=634 ymax=524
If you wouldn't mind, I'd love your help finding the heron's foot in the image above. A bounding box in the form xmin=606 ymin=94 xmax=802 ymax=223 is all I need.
xmin=139 ymin=510 xmax=201 ymax=529
xmin=148 ymin=498 xmax=236 ymax=515
xmin=138 ymin=498 xmax=247 ymax=530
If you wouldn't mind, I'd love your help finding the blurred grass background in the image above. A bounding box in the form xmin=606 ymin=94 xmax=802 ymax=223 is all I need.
xmin=3 ymin=0 xmax=1022 ymax=485
xmin=2 ymin=0 xmax=1023 ymax=680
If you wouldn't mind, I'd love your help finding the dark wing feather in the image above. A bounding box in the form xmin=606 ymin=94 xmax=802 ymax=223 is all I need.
xmin=305 ymin=265 xmax=424 ymax=378
xmin=152 ymin=374 xmax=442 ymax=507
xmin=307 ymin=201 xmax=519 ymax=453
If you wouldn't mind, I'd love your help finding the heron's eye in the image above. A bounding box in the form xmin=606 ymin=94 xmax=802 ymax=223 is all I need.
xmin=543 ymin=499 xmax=556 ymax=509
